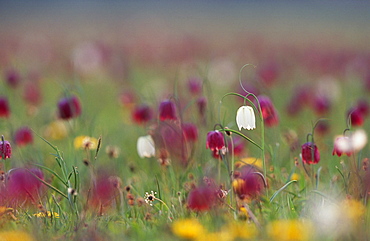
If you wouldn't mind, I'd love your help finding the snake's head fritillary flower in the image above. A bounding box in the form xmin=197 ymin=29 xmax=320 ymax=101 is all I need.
xmin=301 ymin=142 xmax=320 ymax=164
xmin=313 ymin=95 xmax=331 ymax=115
xmin=187 ymin=185 xmax=217 ymax=211
xmin=333 ymin=129 xmax=367 ymax=156
xmin=0 ymin=97 xmax=10 ymax=118
xmin=137 ymin=135 xmax=155 ymax=158
xmin=0 ymin=138 xmax=11 ymax=160
xmin=23 ymin=81 xmax=42 ymax=106
xmin=257 ymin=95 xmax=279 ymax=127
xmin=257 ymin=61 xmax=279 ymax=86
xmin=5 ymin=68 xmax=21 ymax=88
xmin=236 ymin=106 xmax=256 ymax=131
xmin=182 ymin=123 xmax=198 ymax=142
xmin=347 ymin=107 xmax=364 ymax=127
xmin=232 ymin=165 xmax=265 ymax=200
xmin=132 ymin=104 xmax=153 ymax=125
xmin=206 ymin=130 xmax=225 ymax=152
xmin=57 ymin=95 xmax=82 ymax=120
xmin=14 ymin=126 xmax=33 ymax=146
xmin=187 ymin=77 xmax=202 ymax=95
xmin=356 ymin=99 xmax=369 ymax=117
xmin=196 ymin=97 xmax=207 ymax=118
xmin=332 ymin=136 xmax=353 ymax=157
xmin=158 ymin=100 xmax=177 ymax=121
xmin=6 ymin=168 xmax=44 ymax=205
xmin=91 ymin=171 xmax=121 ymax=212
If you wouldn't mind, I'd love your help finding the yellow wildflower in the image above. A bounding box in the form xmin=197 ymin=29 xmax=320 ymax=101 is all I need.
xmin=268 ymin=219 xmax=314 ymax=241
xmin=172 ymin=219 xmax=205 ymax=240
xmin=44 ymin=120 xmax=68 ymax=140
xmin=341 ymin=199 xmax=365 ymax=222
xmin=196 ymin=230 xmax=233 ymax=241
xmin=225 ymin=221 xmax=258 ymax=240
xmin=34 ymin=211 xmax=60 ymax=218
xmin=0 ymin=231 xmax=34 ymax=241
xmin=238 ymin=157 xmax=263 ymax=169
xmin=290 ymin=173 xmax=300 ymax=181
xmin=74 ymin=136 xmax=98 ymax=150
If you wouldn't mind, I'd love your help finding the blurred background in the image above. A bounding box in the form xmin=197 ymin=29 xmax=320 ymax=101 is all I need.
xmin=1 ymin=0 xmax=369 ymax=46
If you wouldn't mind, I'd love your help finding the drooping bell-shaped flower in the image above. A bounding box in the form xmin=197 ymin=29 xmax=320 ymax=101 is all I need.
xmin=301 ymin=142 xmax=320 ymax=164
xmin=196 ymin=97 xmax=207 ymax=118
xmin=332 ymin=136 xmax=353 ymax=157
xmin=182 ymin=123 xmax=198 ymax=142
xmin=233 ymin=165 xmax=265 ymax=200
xmin=6 ymin=168 xmax=44 ymax=205
xmin=187 ymin=185 xmax=217 ymax=211
xmin=236 ymin=106 xmax=256 ymax=130
xmin=132 ymin=104 xmax=153 ymax=125
xmin=257 ymin=95 xmax=279 ymax=127
xmin=333 ymin=129 xmax=367 ymax=156
xmin=137 ymin=135 xmax=155 ymax=158
xmin=0 ymin=97 xmax=10 ymax=118
xmin=347 ymin=107 xmax=364 ymax=127
xmin=0 ymin=138 xmax=11 ymax=159
xmin=206 ymin=130 xmax=225 ymax=152
xmin=187 ymin=77 xmax=202 ymax=95
xmin=57 ymin=95 xmax=82 ymax=120
xmin=158 ymin=100 xmax=177 ymax=121
xmin=14 ymin=126 xmax=33 ymax=146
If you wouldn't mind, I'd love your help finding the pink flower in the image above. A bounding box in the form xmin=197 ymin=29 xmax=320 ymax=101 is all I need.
xmin=14 ymin=126 xmax=33 ymax=146
xmin=347 ymin=107 xmax=364 ymax=127
xmin=233 ymin=166 xmax=265 ymax=200
xmin=132 ymin=104 xmax=153 ymax=125
xmin=57 ymin=95 xmax=82 ymax=120
xmin=313 ymin=96 xmax=331 ymax=115
xmin=6 ymin=168 xmax=44 ymax=206
xmin=286 ymin=86 xmax=311 ymax=116
xmin=5 ymin=68 xmax=21 ymax=88
xmin=91 ymin=172 xmax=121 ymax=212
xmin=257 ymin=61 xmax=279 ymax=86
xmin=206 ymin=131 xmax=225 ymax=152
xmin=356 ymin=99 xmax=369 ymax=117
xmin=257 ymin=95 xmax=279 ymax=127
xmin=0 ymin=97 xmax=10 ymax=118
xmin=187 ymin=186 xmax=217 ymax=211
xmin=187 ymin=77 xmax=202 ymax=95
xmin=23 ymin=81 xmax=42 ymax=106
xmin=182 ymin=123 xmax=198 ymax=142
xmin=158 ymin=100 xmax=177 ymax=121
xmin=0 ymin=138 xmax=11 ymax=159
xmin=301 ymin=142 xmax=320 ymax=164
xmin=196 ymin=97 xmax=207 ymax=118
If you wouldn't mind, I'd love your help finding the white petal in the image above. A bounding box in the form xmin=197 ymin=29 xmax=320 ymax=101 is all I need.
xmin=236 ymin=106 xmax=256 ymax=131
xmin=236 ymin=106 xmax=244 ymax=130
xmin=137 ymin=135 xmax=155 ymax=158
xmin=351 ymin=129 xmax=367 ymax=151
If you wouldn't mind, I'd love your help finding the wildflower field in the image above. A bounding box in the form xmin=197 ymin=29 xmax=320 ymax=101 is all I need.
xmin=0 ymin=2 xmax=370 ymax=241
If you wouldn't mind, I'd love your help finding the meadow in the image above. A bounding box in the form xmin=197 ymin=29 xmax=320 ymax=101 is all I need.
xmin=0 ymin=8 xmax=370 ymax=240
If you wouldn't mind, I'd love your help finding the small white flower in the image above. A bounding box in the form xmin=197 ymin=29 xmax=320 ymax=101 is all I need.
xmin=144 ymin=191 xmax=157 ymax=206
xmin=351 ymin=129 xmax=367 ymax=151
xmin=335 ymin=129 xmax=367 ymax=153
xmin=137 ymin=135 xmax=156 ymax=158
xmin=236 ymin=106 xmax=256 ymax=130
